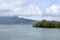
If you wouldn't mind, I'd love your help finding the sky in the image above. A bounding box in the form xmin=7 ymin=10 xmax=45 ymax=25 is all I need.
xmin=0 ymin=0 xmax=60 ymax=21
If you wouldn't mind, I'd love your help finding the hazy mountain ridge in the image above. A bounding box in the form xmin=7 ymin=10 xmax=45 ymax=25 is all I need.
xmin=0 ymin=16 xmax=36 ymax=24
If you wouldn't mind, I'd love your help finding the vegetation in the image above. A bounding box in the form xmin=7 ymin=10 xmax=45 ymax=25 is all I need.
xmin=33 ymin=20 xmax=60 ymax=28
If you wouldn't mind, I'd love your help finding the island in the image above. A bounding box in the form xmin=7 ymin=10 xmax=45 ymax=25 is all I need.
xmin=33 ymin=20 xmax=60 ymax=28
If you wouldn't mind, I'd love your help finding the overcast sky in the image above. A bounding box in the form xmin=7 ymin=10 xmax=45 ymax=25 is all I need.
xmin=0 ymin=0 xmax=60 ymax=21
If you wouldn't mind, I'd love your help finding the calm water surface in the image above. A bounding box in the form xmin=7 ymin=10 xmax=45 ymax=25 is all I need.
xmin=0 ymin=24 xmax=60 ymax=40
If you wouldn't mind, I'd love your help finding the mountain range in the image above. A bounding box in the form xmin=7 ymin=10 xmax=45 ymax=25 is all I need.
xmin=0 ymin=16 xmax=36 ymax=24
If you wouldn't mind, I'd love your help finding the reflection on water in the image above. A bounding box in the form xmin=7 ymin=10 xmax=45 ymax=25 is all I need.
xmin=0 ymin=24 xmax=60 ymax=40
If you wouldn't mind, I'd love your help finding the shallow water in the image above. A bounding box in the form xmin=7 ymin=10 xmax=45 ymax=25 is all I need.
xmin=0 ymin=24 xmax=60 ymax=40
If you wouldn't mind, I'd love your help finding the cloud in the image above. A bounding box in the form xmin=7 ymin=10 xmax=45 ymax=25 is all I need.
xmin=0 ymin=0 xmax=60 ymax=21
xmin=0 ymin=0 xmax=42 ymax=20
xmin=0 ymin=0 xmax=26 ymax=9
xmin=0 ymin=0 xmax=27 ymax=16
xmin=14 ymin=4 xmax=42 ymax=16
xmin=16 ymin=4 xmax=42 ymax=20
xmin=41 ymin=5 xmax=60 ymax=21
xmin=45 ymin=5 xmax=60 ymax=16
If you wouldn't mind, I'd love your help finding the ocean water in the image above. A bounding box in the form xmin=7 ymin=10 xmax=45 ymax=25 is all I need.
xmin=0 ymin=24 xmax=60 ymax=40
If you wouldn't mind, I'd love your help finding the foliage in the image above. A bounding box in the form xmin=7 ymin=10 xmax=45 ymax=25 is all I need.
xmin=33 ymin=20 xmax=60 ymax=28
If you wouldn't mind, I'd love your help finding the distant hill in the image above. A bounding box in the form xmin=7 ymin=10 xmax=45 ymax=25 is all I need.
xmin=0 ymin=16 xmax=36 ymax=24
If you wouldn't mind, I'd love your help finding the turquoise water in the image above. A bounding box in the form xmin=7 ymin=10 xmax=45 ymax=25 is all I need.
xmin=0 ymin=24 xmax=60 ymax=40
